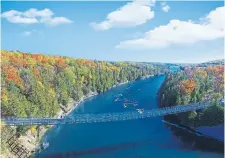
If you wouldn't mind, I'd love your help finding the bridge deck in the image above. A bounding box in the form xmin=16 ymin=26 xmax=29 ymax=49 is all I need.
xmin=2 ymin=103 xmax=210 ymax=126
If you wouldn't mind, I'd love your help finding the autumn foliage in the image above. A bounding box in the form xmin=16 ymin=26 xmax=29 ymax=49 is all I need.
xmin=2 ymin=65 xmax=23 ymax=88
xmin=180 ymin=80 xmax=197 ymax=94
xmin=160 ymin=63 xmax=224 ymax=128
xmin=1 ymin=50 xmax=163 ymax=118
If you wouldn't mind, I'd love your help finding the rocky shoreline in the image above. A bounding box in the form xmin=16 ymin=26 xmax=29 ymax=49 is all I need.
xmin=22 ymin=80 xmax=134 ymax=157
xmin=33 ymin=76 xmax=156 ymax=156
xmin=1 ymin=91 xmax=99 ymax=158
xmin=2 ymin=75 xmax=156 ymax=158
xmin=32 ymin=91 xmax=99 ymax=156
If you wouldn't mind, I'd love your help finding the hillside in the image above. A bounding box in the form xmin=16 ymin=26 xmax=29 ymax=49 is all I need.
xmin=197 ymin=59 xmax=224 ymax=67
xmin=1 ymin=50 xmax=168 ymax=156
xmin=1 ymin=50 xmax=166 ymax=118
xmin=159 ymin=65 xmax=224 ymax=127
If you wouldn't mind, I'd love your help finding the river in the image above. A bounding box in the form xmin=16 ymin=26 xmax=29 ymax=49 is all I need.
xmin=37 ymin=75 xmax=223 ymax=158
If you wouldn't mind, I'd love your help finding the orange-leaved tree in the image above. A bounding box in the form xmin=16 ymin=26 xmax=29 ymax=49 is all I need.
xmin=180 ymin=79 xmax=197 ymax=94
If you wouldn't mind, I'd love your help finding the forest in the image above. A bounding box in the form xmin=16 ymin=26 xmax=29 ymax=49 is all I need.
xmin=1 ymin=50 xmax=166 ymax=118
xmin=159 ymin=65 xmax=224 ymax=127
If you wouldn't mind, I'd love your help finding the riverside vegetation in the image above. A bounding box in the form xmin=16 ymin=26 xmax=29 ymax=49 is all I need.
xmin=1 ymin=50 xmax=166 ymax=156
xmin=159 ymin=65 xmax=224 ymax=127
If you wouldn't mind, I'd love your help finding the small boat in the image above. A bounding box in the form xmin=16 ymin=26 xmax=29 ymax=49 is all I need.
xmin=124 ymin=98 xmax=129 ymax=102
xmin=133 ymin=103 xmax=138 ymax=106
xmin=42 ymin=142 xmax=49 ymax=149
xmin=136 ymin=109 xmax=144 ymax=114
xmin=124 ymin=102 xmax=138 ymax=107
xmin=114 ymin=98 xmax=120 ymax=102
xmin=116 ymin=94 xmax=122 ymax=97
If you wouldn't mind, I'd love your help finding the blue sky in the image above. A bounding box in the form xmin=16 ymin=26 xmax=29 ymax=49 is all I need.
xmin=1 ymin=1 xmax=224 ymax=63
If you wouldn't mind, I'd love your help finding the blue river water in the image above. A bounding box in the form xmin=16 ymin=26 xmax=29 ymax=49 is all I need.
xmin=37 ymin=75 xmax=223 ymax=158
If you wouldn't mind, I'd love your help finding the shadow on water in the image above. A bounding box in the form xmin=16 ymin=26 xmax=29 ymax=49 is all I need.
xmin=39 ymin=138 xmax=182 ymax=158
xmin=39 ymin=139 xmax=153 ymax=158
xmin=163 ymin=120 xmax=224 ymax=154
xmin=38 ymin=119 xmax=224 ymax=158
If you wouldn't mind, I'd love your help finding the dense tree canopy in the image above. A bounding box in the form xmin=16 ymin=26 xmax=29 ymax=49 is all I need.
xmin=1 ymin=50 xmax=165 ymax=118
xmin=159 ymin=65 xmax=224 ymax=127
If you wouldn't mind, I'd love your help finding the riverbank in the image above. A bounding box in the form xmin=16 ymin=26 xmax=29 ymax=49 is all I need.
xmin=0 ymin=91 xmax=99 ymax=158
xmin=157 ymin=74 xmax=224 ymax=153
xmin=29 ymin=91 xmax=99 ymax=156
xmin=36 ymin=74 xmax=170 ymax=158
xmin=1 ymin=74 xmax=159 ymax=158
xmin=33 ymin=75 xmax=158 ymax=155
xmin=37 ymin=74 xmax=223 ymax=158
xmin=58 ymin=91 xmax=98 ymax=118
xmin=30 ymin=78 xmax=147 ymax=157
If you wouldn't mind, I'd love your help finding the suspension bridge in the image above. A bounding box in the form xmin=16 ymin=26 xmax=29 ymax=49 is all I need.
xmin=1 ymin=102 xmax=212 ymax=126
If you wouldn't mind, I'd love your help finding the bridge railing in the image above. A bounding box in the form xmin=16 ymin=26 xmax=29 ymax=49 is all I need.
xmin=1 ymin=102 xmax=212 ymax=125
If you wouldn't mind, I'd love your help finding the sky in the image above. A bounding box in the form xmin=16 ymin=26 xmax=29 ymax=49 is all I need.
xmin=1 ymin=1 xmax=224 ymax=63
